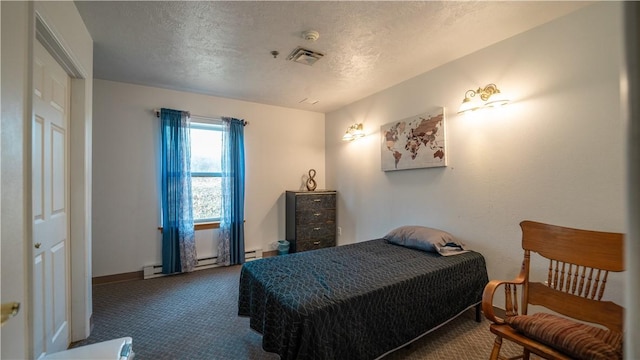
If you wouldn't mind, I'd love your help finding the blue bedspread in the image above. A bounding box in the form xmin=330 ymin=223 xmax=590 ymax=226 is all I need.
xmin=238 ymin=238 xmax=488 ymax=360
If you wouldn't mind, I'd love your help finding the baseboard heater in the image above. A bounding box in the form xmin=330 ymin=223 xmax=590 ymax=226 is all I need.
xmin=142 ymin=249 xmax=263 ymax=280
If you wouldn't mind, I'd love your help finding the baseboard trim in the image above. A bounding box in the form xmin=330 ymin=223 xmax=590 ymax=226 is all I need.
xmin=493 ymin=306 xmax=506 ymax=318
xmin=92 ymin=271 xmax=143 ymax=285
xmin=91 ymin=253 xmax=276 ymax=285
xmin=263 ymin=250 xmax=277 ymax=258
xmin=487 ymin=306 xmax=506 ymax=319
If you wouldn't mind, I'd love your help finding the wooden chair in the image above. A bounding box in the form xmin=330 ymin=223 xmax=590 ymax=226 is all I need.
xmin=482 ymin=220 xmax=624 ymax=360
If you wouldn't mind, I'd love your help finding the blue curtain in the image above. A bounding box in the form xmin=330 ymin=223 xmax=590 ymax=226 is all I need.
xmin=161 ymin=108 xmax=197 ymax=274
xmin=217 ymin=117 xmax=246 ymax=265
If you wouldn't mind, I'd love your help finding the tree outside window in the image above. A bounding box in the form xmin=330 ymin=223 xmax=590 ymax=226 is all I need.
xmin=190 ymin=122 xmax=222 ymax=222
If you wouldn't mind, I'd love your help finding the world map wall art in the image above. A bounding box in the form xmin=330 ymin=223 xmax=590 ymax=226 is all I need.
xmin=381 ymin=107 xmax=446 ymax=171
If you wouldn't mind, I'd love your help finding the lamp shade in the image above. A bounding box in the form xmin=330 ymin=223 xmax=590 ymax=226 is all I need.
xmin=458 ymin=84 xmax=510 ymax=113
xmin=458 ymin=97 xmax=481 ymax=114
xmin=342 ymin=123 xmax=365 ymax=141
xmin=484 ymin=92 xmax=509 ymax=107
xmin=351 ymin=125 xmax=365 ymax=139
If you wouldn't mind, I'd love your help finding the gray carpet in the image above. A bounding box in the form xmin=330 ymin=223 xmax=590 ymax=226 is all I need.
xmin=72 ymin=265 xmax=532 ymax=359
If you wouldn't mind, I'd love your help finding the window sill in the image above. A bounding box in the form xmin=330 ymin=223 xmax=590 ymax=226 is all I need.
xmin=158 ymin=222 xmax=220 ymax=233
xmin=194 ymin=222 xmax=221 ymax=231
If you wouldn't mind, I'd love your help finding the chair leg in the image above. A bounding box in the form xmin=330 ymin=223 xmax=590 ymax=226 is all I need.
xmin=523 ymin=348 xmax=530 ymax=360
xmin=489 ymin=336 xmax=503 ymax=360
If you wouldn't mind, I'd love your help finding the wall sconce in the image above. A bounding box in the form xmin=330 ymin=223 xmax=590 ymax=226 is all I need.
xmin=342 ymin=123 xmax=365 ymax=141
xmin=458 ymin=83 xmax=509 ymax=114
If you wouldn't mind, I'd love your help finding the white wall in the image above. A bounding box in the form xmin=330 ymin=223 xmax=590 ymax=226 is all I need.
xmin=326 ymin=3 xmax=626 ymax=305
xmin=623 ymin=3 xmax=640 ymax=357
xmin=92 ymin=80 xmax=325 ymax=277
xmin=2 ymin=2 xmax=32 ymax=357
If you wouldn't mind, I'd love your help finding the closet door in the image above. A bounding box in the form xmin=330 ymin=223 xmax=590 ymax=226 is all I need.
xmin=32 ymin=39 xmax=71 ymax=358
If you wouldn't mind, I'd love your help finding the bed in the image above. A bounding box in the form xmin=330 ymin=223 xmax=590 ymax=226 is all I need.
xmin=238 ymin=235 xmax=488 ymax=360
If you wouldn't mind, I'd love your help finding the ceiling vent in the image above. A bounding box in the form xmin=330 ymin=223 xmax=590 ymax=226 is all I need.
xmin=287 ymin=47 xmax=324 ymax=66
xmin=299 ymin=98 xmax=319 ymax=105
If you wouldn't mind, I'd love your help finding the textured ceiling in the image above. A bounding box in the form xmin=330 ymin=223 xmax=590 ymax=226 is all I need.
xmin=74 ymin=1 xmax=589 ymax=113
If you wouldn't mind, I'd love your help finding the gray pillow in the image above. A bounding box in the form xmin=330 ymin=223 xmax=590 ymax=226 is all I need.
xmin=383 ymin=225 xmax=468 ymax=255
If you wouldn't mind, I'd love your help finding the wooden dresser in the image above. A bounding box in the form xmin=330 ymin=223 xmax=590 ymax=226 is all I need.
xmin=285 ymin=190 xmax=337 ymax=253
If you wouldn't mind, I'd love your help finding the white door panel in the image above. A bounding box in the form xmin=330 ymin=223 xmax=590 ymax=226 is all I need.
xmin=51 ymin=126 xmax=65 ymax=214
xmin=34 ymin=57 xmax=45 ymax=99
xmin=33 ymin=254 xmax=45 ymax=357
xmin=51 ymin=241 xmax=67 ymax=343
xmin=33 ymin=117 xmax=45 ymax=221
xmin=33 ymin=40 xmax=70 ymax=359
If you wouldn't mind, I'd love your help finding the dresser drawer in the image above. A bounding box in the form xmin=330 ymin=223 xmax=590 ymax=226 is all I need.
xmin=296 ymin=224 xmax=336 ymax=241
xmin=296 ymin=238 xmax=336 ymax=252
xmin=295 ymin=209 xmax=336 ymax=225
xmin=295 ymin=194 xmax=336 ymax=210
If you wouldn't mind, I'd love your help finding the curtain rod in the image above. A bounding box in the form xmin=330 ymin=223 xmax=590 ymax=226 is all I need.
xmin=153 ymin=109 xmax=249 ymax=126
xmin=153 ymin=108 xmax=190 ymax=118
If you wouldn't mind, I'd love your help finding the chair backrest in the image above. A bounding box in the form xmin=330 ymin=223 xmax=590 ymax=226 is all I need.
xmin=519 ymin=220 xmax=624 ymax=332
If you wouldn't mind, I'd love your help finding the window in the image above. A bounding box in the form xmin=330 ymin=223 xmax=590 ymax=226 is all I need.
xmin=190 ymin=122 xmax=222 ymax=223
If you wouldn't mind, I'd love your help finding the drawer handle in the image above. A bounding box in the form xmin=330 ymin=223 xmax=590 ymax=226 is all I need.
xmin=313 ymin=241 xmax=321 ymax=245
xmin=313 ymin=227 xmax=321 ymax=230
xmin=314 ymin=213 xmax=321 ymax=216
xmin=313 ymin=199 xmax=321 ymax=202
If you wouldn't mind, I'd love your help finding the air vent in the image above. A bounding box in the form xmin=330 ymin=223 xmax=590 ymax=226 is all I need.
xmin=287 ymin=47 xmax=324 ymax=66
xmin=299 ymin=98 xmax=319 ymax=105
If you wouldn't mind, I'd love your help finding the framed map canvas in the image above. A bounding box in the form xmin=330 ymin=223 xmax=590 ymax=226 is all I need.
xmin=381 ymin=107 xmax=446 ymax=171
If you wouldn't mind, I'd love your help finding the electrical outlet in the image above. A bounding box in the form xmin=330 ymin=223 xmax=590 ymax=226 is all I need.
xmin=338 ymin=227 xmax=342 ymax=236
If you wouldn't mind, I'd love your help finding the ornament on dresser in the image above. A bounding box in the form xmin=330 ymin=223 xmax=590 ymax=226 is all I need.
xmin=306 ymin=169 xmax=317 ymax=191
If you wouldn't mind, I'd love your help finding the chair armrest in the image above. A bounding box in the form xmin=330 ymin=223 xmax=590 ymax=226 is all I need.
xmin=482 ymin=278 xmax=525 ymax=324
